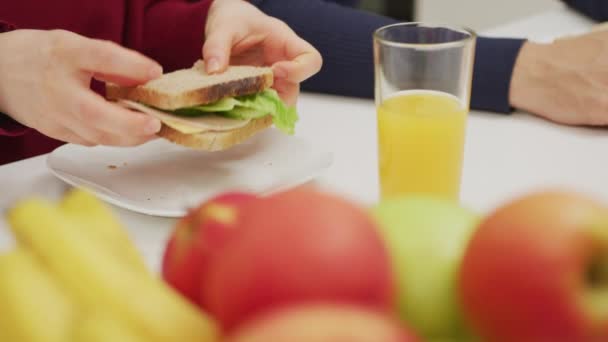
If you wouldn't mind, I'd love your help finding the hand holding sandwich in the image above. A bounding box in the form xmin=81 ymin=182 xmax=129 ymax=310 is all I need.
xmin=203 ymin=0 xmax=323 ymax=106
xmin=0 ymin=29 xmax=163 ymax=146
xmin=105 ymin=0 xmax=321 ymax=151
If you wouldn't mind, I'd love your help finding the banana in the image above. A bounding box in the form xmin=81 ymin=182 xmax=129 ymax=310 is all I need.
xmin=0 ymin=249 xmax=74 ymax=342
xmin=8 ymin=198 xmax=219 ymax=342
xmin=72 ymin=310 xmax=146 ymax=342
xmin=60 ymin=189 xmax=150 ymax=274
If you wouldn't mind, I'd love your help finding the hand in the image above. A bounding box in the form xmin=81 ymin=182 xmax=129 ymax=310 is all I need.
xmin=510 ymin=30 xmax=608 ymax=126
xmin=0 ymin=29 xmax=163 ymax=146
xmin=202 ymin=0 xmax=322 ymax=106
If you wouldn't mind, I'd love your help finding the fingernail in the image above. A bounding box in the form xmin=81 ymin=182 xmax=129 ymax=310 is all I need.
xmin=149 ymin=64 xmax=163 ymax=78
xmin=273 ymin=66 xmax=287 ymax=79
xmin=144 ymin=119 xmax=161 ymax=134
xmin=207 ymin=58 xmax=220 ymax=73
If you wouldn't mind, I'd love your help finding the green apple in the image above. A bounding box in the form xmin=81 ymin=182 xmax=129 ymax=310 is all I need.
xmin=371 ymin=195 xmax=480 ymax=340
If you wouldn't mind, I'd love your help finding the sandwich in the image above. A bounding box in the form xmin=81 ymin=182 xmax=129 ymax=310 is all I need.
xmin=105 ymin=60 xmax=298 ymax=151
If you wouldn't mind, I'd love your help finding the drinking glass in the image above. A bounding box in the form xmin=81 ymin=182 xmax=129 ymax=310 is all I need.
xmin=373 ymin=23 xmax=476 ymax=201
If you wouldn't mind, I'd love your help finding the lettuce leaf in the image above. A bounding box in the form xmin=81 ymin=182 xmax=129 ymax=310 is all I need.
xmin=169 ymin=89 xmax=298 ymax=135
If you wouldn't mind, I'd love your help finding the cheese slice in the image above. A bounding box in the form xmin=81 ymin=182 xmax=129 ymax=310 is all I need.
xmin=118 ymin=100 xmax=252 ymax=134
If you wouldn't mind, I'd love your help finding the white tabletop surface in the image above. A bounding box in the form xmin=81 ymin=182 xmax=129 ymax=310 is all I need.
xmin=0 ymin=6 xmax=604 ymax=272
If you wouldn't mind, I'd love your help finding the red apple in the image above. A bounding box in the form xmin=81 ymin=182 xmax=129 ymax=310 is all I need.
xmin=161 ymin=192 xmax=256 ymax=305
xmin=200 ymin=188 xmax=395 ymax=331
xmin=225 ymin=304 xmax=420 ymax=342
xmin=459 ymin=190 xmax=608 ymax=341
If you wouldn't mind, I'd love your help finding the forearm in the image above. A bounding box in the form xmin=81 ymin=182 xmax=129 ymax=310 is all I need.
xmin=252 ymin=0 xmax=524 ymax=113
xmin=562 ymin=0 xmax=608 ymax=21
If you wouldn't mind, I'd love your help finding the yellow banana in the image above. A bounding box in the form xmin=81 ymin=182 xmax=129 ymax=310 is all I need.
xmin=0 ymin=249 xmax=74 ymax=342
xmin=8 ymin=198 xmax=218 ymax=342
xmin=60 ymin=189 xmax=150 ymax=274
xmin=72 ymin=310 xmax=146 ymax=342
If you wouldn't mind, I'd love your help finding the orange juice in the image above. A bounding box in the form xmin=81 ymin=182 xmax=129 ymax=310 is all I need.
xmin=377 ymin=90 xmax=467 ymax=200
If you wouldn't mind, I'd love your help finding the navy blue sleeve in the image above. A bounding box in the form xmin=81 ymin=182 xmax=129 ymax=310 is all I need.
xmin=326 ymin=0 xmax=361 ymax=6
xmin=252 ymin=0 xmax=525 ymax=113
xmin=563 ymin=0 xmax=608 ymax=21
xmin=472 ymin=37 xmax=525 ymax=113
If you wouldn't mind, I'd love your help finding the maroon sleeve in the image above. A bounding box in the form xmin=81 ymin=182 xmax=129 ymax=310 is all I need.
xmin=142 ymin=0 xmax=214 ymax=72
xmin=0 ymin=20 xmax=30 ymax=137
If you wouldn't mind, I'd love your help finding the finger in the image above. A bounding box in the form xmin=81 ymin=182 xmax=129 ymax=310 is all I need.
xmin=38 ymin=123 xmax=96 ymax=146
xmin=59 ymin=132 xmax=97 ymax=147
xmin=72 ymin=90 xmax=162 ymax=137
xmin=203 ymin=24 xmax=245 ymax=74
xmin=271 ymin=39 xmax=323 ymax=84
xmin=70 ymin=37 xmax=163 ymax=85
xmin=272 ymin=78 xmax=300 ymax=107
xmin=260 ymin=20 xmax=322 ymax=83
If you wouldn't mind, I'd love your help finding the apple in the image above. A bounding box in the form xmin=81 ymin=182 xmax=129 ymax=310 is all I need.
xmin=200 ymin=187 xmax=395 ymax=331
xmin=225 ymin=304 xmax=420 ymax=342
xmin=459 ymin=190 xmax=608 ymax=341
xmin=161 ymin=192 xmax=257 ymax=305
xmin=371 ymin=195 xmax=480 ymax=340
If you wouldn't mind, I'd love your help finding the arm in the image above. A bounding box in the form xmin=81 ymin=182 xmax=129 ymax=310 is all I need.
xmin=563 ymin=0 xmax=608 ymax=21
xmin=251 ymin=0 xmax=524 ymax=113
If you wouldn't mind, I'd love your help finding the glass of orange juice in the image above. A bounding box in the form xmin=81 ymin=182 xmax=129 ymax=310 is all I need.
xmin=373 ymin=23 xmax=476 ymax=201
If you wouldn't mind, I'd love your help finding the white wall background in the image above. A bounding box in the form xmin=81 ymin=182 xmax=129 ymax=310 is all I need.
xmin=415 ymin=0 xmax=563 ymax=31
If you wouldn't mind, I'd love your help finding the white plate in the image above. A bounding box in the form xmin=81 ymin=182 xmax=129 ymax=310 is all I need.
xmin=47 ymin=129 xmax=333 ymax=217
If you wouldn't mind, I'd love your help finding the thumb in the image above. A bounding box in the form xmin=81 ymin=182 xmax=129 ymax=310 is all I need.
xmin=76 ymin=36 xmax=162 ymax=83
xmin=202 ymin=26 xmax=236 ymax=74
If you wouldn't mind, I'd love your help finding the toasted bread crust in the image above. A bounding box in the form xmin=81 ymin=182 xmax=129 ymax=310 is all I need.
xmin=157 ymin=115 xmax=273 ymax=151
xmin=106 ymin=73 xmax=273 ymax=110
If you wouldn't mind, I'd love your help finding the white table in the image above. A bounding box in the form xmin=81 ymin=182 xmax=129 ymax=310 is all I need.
xmin=1 ymin=7 xmax=604 ymax=272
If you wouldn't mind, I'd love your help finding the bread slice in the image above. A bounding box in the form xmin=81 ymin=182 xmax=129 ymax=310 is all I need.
xmin=106 ymin=60 xmax=274 ymax=110
xmin=157 ymin=115 xmax=273 ymax=151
